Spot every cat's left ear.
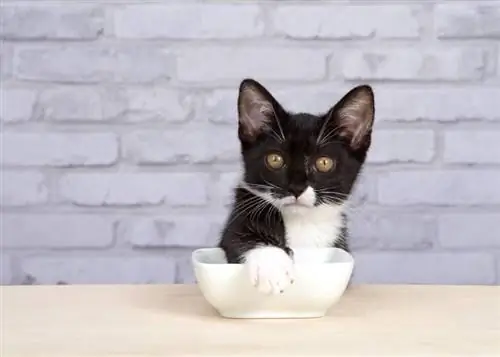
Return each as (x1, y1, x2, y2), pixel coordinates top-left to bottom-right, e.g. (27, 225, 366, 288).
(329, 85, 375, 150)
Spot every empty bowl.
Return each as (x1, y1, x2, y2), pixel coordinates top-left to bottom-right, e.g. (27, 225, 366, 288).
(191, 247, 354, 319)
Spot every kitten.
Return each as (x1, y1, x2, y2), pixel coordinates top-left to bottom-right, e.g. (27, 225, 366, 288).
(218, 78, 375, 295)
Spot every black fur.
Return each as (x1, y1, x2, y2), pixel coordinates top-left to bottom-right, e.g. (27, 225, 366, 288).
(218, 79, 375, 263)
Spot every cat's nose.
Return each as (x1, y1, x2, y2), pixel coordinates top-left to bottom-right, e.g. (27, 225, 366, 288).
(288, 184, 306, 198)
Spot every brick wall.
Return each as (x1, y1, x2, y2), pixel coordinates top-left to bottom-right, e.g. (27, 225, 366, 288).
(1, 0, 499, 286)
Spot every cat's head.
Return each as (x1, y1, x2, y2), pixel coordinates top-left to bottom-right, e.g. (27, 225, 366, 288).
(236, 78, 374, 212)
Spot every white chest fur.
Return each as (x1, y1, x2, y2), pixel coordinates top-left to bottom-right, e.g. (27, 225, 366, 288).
(280, 204, 344, 248)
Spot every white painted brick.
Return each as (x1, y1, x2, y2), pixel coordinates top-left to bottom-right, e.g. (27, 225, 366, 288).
(342, 48, 486, 81)
(1, 214, 114, 248)
(123, 88, 192, 123)
(378, 170, 500, 205)
(39, 87, 125, 121)
(368, 130, 435, 163)
(350, 212, 435, 250)
(58, 173, 209, 207)
(435, 3, 500, 39)
(1, 5, 104, 40)
(177, 48, 326, 83)
(1, 172, 48, 206)
(176, 255, 196, 284)
(117, 216, 221, 248)
(21, 256, 176, 284)
(1, 254, 13, 284)
(114, 4, 264, 39)
(202, 90, 237, 124)
(375, 87, 500, 122)
(0, 88, 38, 123)
(1, 133, 118, 167)
(273, 5, 421, 39)
(438, 214, 500, 249)
(443, 131, 500, 164)
(0, 43, 13, 79)
(38, 86, 191, 122)
(352, 252, 496, 285)
(123, 128, 240, 165)
(15, 45, 174, 83)
(349, 170, 377, 207)
(213, 172, 240, 207)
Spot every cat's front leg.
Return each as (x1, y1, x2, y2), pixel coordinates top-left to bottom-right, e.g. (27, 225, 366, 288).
(243, 245, 294, 295)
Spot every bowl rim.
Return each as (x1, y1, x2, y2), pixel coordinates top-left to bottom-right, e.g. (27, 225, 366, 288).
(192, 247, 354, 266)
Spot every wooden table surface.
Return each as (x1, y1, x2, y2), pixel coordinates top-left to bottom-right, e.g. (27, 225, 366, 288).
(2, 284, 499, 356)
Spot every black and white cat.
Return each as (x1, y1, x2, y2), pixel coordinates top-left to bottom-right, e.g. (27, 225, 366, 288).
(218, 79, 375, 295)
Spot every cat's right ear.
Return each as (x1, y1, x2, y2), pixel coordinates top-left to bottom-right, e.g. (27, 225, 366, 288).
(237, 79, 277, 143)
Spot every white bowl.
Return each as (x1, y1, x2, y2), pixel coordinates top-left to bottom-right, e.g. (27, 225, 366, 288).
(191, 247, 354, 319)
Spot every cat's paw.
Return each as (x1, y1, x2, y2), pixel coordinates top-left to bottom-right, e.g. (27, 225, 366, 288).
(244, 246, 294, 295)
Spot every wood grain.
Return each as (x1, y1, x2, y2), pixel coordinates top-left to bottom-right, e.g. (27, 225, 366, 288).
(2, 284, 499, 356)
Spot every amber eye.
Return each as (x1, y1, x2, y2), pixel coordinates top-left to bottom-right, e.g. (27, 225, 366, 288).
(265, 153, 284, 170)
(315, 156, 335, 172)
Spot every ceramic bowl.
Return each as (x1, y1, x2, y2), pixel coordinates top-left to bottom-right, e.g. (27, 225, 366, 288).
(191, 247, 354, 319)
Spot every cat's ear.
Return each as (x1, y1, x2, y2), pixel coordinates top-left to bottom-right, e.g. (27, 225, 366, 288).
(329, 85, 375, 150)
(237, 78, 279, 142)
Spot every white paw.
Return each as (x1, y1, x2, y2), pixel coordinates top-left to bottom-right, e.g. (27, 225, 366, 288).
(243, 246, 294, 295)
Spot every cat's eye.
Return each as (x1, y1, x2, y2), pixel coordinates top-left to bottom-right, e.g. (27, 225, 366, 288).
(265, 153, 284, 170)
(315, 156, 335, 172)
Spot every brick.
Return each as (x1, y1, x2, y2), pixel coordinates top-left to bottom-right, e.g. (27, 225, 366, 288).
(1, 254, 13, 285)
(123, 88, 192, 123)
(114, 4, 264, 39)
(378, 170, 500, 206)
(273, 5, 421, 39)
(213, 172, 240, 207)
(341, 48, 486, 81)
(348, 169, 377, 207)
(0, 88, 38, 123)
(375, 87, 500, 122)
(435, 3, 500, 39)
(352, 252, 496, 285)
(38, 87, 190, 122)
(21, 256, 176, 284)
(438, 214, 500, 249)
(176, 254, 197, 284)
(443, 131, 500, 164)
(1, 5, 104, 40)
(1, 215, 114, 249)
(1, 172, 48, 206)
(0, 43, 13, 79)
(1, 133, 118, 167)
(349, 212, 435, 250)
(59, 173, 209, 207)
(123, 128, 239, 165)
(177, 48, 326, 83)
(39, 87, 125, 122)
(15, 45, 174, 83)
(367, 130, 435, 163)
(202, 90, 238, 124)
(117, 216, 221, 248)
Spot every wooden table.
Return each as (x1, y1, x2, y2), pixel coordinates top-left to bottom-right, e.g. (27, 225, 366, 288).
(2, 284, 499, 356)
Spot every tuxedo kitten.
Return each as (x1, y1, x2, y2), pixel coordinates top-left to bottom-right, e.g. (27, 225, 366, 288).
(218, 78, 375, 295)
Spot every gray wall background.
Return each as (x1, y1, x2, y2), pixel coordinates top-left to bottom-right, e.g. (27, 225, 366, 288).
(1, 0, 499, 286)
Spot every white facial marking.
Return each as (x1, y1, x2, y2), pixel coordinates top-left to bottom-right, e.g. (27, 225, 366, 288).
(297, 186, 316, 207)
(240, 181, 345, 248)
(243, 246, 294, 295)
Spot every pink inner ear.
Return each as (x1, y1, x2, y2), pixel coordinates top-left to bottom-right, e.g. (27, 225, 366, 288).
(336, 95, 374, 149)
(239, 87, 275, 138)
